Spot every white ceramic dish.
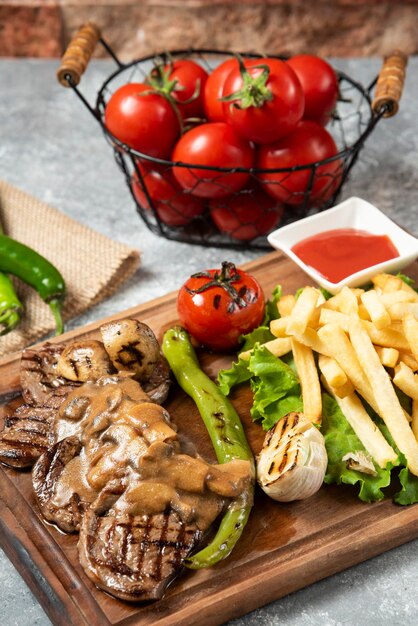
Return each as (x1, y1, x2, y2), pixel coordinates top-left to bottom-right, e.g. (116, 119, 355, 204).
(267, 196, 418, 294)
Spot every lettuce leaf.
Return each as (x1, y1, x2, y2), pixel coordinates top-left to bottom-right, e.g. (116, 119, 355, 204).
(218, 345, 301, 429)
(394, 468, 418, 505)
(263, 284, 282, 324)
(218, 357, 252, 396)
(321, 394, 394, 502)
(249, 347, 301, 427)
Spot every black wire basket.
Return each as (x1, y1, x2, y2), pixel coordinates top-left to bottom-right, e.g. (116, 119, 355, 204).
(58, 24, 407, 250)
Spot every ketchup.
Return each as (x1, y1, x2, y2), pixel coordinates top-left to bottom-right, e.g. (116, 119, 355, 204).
(291, 228, 399, 283)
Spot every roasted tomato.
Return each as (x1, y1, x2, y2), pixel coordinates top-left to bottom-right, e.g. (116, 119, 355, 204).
(104, 83, 180, 158)
(149, 59, 209, 120)
(209, 186, 284, 241)
(204, 57, 240, 122)
(221, 58, 304, 144)
(172, 122, 254, 199)
(132, 163, 205, 227)
(257, 120, 343, 207)
(177, 261, 265, 351)
(287, 54, 339, 126)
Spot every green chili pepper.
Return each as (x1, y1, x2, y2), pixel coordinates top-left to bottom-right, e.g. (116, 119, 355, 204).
(0, 235, 66, 335)
(0, 272, 23, 335)
(162, 325, 255, 569)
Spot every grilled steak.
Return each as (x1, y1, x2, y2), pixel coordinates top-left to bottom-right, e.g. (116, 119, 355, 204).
(0, 343, 80, 469)
(32, 436, 93, 533)
(20, 343, 80, 406)
(0, 402, 55, 468)
(79, 502, 202, 602)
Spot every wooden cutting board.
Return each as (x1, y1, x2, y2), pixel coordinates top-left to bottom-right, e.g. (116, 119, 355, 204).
(1, 250, 418, 626)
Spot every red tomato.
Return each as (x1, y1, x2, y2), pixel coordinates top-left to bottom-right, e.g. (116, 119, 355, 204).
(287, 54, 339, 126)
(222, 58, 304, 144)
(132, 163, 205, 227)
(172, 122, 254, 199)
(209, 187, 284, 241)
(104, 83, 180, 158)
(257, 120, 343, 207)
(177, 261, 265, 351)
(153, 60, 209, 120)
(204, 57, 240, 122)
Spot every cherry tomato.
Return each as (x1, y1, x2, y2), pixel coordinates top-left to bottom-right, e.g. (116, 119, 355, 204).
(287, 54, 339, 126)
(257, 120, 343, 207)
(172, 122, 254, 199)
(151, 60, 209, 120)
(222, 58, 304, 144)
(209, 186, 284, 241)
(177, 261, 265, 351)
(104, 83, 180, 158)
(204, 57, 240, 122)
(132, 163, 205, 227)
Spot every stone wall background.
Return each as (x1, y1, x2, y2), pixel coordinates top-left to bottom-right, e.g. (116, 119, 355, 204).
(1, 0, 418, 59)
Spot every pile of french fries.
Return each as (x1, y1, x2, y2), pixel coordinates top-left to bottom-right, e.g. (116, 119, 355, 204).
(241, 273, 418, 476)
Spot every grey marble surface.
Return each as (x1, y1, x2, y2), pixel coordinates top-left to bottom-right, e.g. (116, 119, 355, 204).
(0, 57, 418, 626)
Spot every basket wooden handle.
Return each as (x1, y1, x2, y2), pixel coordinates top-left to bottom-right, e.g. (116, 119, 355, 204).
(372, 50, 407, 117)
(57, 22, 101, 87)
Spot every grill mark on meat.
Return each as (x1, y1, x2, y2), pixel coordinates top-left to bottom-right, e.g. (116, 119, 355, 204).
(0, 344, 80, 469)
(79, 508, 202, 602)
(155, 512, 169, 582)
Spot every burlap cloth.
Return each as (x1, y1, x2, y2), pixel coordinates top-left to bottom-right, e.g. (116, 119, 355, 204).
(0, 179, 141, 356)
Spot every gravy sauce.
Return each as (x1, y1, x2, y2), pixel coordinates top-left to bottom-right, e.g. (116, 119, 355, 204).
(50, 375, 252, 531)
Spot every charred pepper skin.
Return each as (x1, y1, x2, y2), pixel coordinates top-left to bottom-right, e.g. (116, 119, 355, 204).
(162, 325, 255, 569)
(0, 235, 66, 335)
(0, 272, 23, 335)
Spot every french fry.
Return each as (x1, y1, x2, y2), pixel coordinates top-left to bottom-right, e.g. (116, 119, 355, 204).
(317, 323, 380, 414)
(291, 327, 330, 356)
(402, 313, 418, 362)
(291, 337, 322, 424)
(357, 303, 371, 320)
(278, 294, 296, 317)
(379, 291, 418, 306)
(319, 308, 349, 330)
(375, 346, 399, 369)
(372, 273, 418, 301)
(399, 351, 418, 372)
(362, 320, 410, 350)
(286, 287, 321, 336)
(327, 387, 397, 468)
(413, 399, 418, 442)
(360, 290, 391, 329)
(329, 378, 355, 398)
(318, 354, 348, 388)
(239, 337, 292, 361)
(323, 287, 364, 311)
(387, 302, 418, 321)
(348, 315, 418, 477)
(393, 362, 418, 400)
(270, 317, 289, 338)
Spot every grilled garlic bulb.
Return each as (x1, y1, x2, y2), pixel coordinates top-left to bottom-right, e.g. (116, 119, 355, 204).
(257, 412, 327, 502)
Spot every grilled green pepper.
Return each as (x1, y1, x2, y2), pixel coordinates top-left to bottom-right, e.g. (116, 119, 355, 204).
(0, 235, 66, 335)
(0, 272, 23, 335)
(162, 325, 255, 569)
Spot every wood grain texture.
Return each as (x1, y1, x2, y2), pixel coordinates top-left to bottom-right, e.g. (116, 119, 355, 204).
(1, 250, 418, 626)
